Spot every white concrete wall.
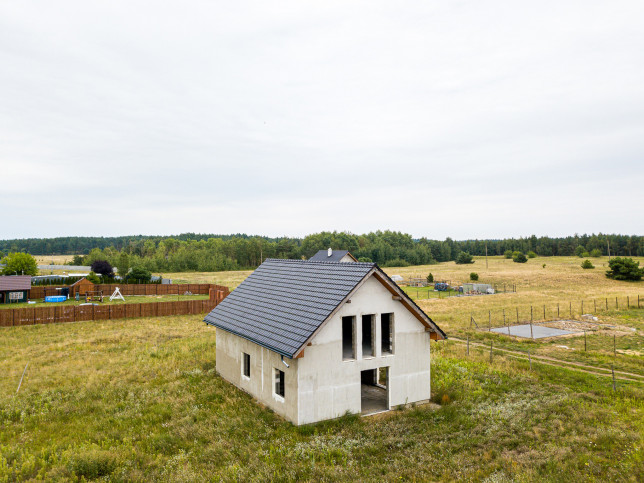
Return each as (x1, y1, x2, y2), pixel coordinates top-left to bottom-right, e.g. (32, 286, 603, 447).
(297, 275, 431, 425)
(215, 330, 299, 423)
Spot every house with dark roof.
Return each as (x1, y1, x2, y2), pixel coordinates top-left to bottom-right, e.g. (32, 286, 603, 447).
(0, 275, 31, 304)
(308, 248, 358, 263)
(204, 258, 446, 425)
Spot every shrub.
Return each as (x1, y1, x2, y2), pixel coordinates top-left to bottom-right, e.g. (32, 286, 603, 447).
(512, 252, 528, 263)
(455, 252, 474, 264)
(426, 273, 434, 283)
(382, 258, 410, 267)
(582, 251, 590, 258)
(91, 260, 114, 279)
(542, 263, 546, 268)
(605, 257, 643, 281)
(581, 259, 594, 269)
(127, 266, 152, 283)
(527, 251, 537, 258)
(590, 249, 602, 258)
(574, 245, 586, 257)
(357, 257, 372, 263)
(503, 250, 513, 259)
(87, 271, 101, 284)
(469, 272, 479, 281)
(0, 252, 38, 276)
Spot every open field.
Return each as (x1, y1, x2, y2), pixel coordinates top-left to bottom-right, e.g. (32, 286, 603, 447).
(1, 315, 643, 481)
(33, 255, 76, 265)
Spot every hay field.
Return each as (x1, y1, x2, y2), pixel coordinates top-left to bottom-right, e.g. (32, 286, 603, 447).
(34, 255, 76, 265)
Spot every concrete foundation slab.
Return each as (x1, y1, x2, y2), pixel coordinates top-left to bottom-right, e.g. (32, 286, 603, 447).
(491, 324, 579, 339)
(361, 384, 388, 415)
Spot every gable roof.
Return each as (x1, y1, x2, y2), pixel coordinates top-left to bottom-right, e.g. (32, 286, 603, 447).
(0, 275, 32, 291)
(204, 259, 445, 359)
(309, 249, 358, 262)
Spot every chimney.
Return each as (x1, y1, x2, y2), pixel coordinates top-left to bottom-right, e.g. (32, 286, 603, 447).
(328, 248, 332, 257)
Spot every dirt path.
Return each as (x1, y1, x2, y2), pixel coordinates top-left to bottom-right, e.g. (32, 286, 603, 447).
(449, 337, 644, 383)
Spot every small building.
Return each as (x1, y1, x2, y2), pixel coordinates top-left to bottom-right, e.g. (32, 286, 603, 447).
(70, 277, 94, 297)
(204, 259, 446, 425)
(309, 248, 358, 263)
(390, 275, 404, 283)
(0, 275, 31, 304)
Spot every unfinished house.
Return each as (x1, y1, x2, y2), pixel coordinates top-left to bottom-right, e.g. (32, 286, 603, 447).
(204, 259, 446, 425)
(308, 248, 358, 263)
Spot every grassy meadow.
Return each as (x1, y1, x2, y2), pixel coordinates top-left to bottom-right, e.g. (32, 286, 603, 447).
(0, 255, 642, 480)
(1, 315, 643, 481)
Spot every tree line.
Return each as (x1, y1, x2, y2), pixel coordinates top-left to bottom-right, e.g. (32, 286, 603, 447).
(0, 232, 641, 273)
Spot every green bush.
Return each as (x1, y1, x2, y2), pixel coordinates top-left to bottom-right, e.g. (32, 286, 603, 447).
(469, 272, 479, 281)
(0, 252, 38, 276)
(590, 249, 602, 258)
(127, 266, 152, 283)
(357, 257, 372, 263)
(426, 273, 434, 283)
(605, 257, 643, 281)
(455, 252, 474, 264)
(86, 271, 101, 284)
(574, 245, 586, 257)
(527, 251, 537, 258)
(581, 259, 594, 269)
(503, 250, 513, 259)
(512, 252, 528, 263)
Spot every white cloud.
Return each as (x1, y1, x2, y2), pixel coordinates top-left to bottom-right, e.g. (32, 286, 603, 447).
(0, 1, 642, 240)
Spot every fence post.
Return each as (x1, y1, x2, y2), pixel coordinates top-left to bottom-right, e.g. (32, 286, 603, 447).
(616, 297, 618, 309)
(543, 305, 546, 321)
(530, 319, 534, 339)
(627, 296, 629, 308)
(557, 303, 560, 318)
(606, 298, 608, 310)
(581, 300, 584, 314)
(516, 307, 519, 324)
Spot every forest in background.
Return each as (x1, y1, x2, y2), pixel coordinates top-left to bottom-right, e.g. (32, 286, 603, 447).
(0, 232, 642, 273)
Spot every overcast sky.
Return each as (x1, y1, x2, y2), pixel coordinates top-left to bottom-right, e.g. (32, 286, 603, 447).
(1, 1, 642, 241)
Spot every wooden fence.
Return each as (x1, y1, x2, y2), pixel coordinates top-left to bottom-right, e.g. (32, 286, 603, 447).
(28, 283, 223, 299)
(1, 285, 229, 328)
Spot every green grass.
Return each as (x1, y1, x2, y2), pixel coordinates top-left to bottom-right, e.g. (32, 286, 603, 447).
(0, 293, 208, 310)
(1, 315, 643, 481)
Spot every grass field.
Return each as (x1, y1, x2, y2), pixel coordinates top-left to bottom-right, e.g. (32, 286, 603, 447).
(1, 315, 643, 481)
(1, 256, 642, 480)
(0, 293, 209, 310)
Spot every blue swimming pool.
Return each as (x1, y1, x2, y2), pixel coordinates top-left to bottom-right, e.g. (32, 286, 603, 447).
(45, 296, 67, 303)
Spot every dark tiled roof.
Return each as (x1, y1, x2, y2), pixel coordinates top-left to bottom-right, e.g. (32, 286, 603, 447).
(309, 250, 355, 262)
(204, 259, 375, 358)
(0, 275, 32, 291)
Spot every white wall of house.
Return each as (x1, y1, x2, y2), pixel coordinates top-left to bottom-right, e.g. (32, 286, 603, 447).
(296, 274, 431, 425)
(215, 330, 300, 423)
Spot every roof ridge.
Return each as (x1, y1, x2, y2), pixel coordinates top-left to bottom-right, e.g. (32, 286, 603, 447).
(264, 258, 374, 267)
